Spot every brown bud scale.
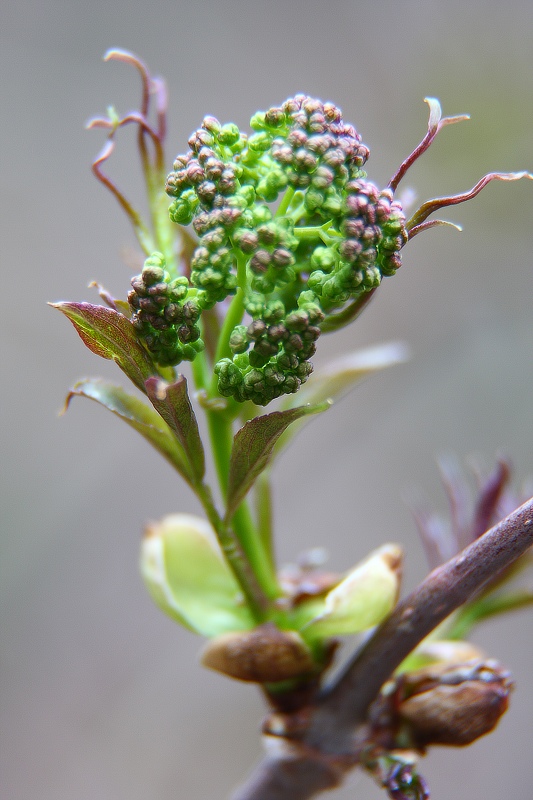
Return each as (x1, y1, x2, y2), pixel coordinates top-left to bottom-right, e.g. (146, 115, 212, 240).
(201, 623, 314, 683)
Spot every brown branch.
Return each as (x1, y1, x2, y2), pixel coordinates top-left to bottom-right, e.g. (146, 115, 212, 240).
(231, 754, 344, 800)
(231, 495, 533, 800)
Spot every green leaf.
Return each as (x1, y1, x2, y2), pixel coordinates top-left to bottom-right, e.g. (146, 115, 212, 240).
(299, 544, 402, 640)
(226, 402, 330, 520)
(64, 379, 195, 486)
(146, 376, 205, 483)
(281, 342, 410, 409)
(52, 302, 156, 392)
(140, 514, 255, 637)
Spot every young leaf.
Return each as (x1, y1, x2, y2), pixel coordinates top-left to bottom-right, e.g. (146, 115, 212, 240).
(146, 376, 205, 483)
(52, 302, 156, 392)
(64, 379, 195, 486)
(299, 544, 403, 640)
(226, 402, 330, 520)
(140, 514, 255, 637)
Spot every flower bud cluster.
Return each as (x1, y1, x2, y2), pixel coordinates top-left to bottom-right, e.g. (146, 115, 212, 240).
(166, 117, 251, 308)
(128, 253, 204, 366)
(308, 182, 407, 308)
(155, 96, 408, 398)
(250, 94, 369, 202)
(215, 297, 324, 405)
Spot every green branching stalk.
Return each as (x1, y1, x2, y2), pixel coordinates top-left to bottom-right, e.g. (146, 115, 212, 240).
(319, 288, 377, 333)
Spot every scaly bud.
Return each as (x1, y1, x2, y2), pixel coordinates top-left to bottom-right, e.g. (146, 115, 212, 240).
(201, 623, 314, 683)
(397, 660, 513, 747)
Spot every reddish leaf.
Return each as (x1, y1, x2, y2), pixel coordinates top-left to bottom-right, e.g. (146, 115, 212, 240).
(146, 376, 205, 483)
(226, 403, 329, 520)
(64, 379, 195, 486)
(52, 302, 156, 392)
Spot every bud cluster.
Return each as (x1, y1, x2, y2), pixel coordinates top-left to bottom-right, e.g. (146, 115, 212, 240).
(129, 96, 409, 399)
(128, 252, 204, 366)
(215, 297, 323, 405)
(308, 182, 407, 308)
(166, 117, 251, 308)
(250, 94, 369, 200)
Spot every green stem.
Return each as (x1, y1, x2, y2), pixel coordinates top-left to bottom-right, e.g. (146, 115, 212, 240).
(209, 250, 248, 397)
(196, 482, 268, 621)
(193, 249, 282, 608)
(213, 286, 244, 366)
(191, 340, 211, 394)
(275, 186, 296, 218)
(232, 502, 281, 602)
(320, 288, 377, 333)
(191, 323, 278, 613)
(292, 220, 337, 244)
(255, 469, 275, 576)
(206, 408, 234, 498)
(205, 406, 281, 602)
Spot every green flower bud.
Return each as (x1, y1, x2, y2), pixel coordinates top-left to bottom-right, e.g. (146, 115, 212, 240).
(218, 122, 241, 147)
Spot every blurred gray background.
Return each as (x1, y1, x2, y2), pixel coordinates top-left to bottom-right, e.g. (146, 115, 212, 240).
(1, 1, 532, 798)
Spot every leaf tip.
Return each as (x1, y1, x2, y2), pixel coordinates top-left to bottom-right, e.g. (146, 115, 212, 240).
(59, 392, 73, 417)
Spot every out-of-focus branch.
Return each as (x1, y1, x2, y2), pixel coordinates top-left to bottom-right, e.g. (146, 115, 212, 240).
(232, 496, 533, 800)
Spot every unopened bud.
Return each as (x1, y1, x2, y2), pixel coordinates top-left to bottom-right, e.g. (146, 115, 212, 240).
(398, 660, 513, 747)
(201, 623, 314, 683)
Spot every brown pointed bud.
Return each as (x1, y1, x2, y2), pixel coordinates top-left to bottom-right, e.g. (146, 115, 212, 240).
(398, 660, 513, 747)
(201, 623, 315, 683)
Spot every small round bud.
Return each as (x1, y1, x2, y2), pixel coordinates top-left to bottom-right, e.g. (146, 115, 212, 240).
(229, 325, 249, 354)
(142, 265, 164, 286)
(202, 115, 222, 134)
(218, 122, 241, 146)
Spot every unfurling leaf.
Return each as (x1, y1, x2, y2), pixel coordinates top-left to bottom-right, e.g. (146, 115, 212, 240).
(140, 514, 255, 637)
(52, 302, 156, 392)
(299, 544, 403, 639)
(146, 376, 205, 483)
(226, 402, 330, 520)
(63, 379, 195, 485)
